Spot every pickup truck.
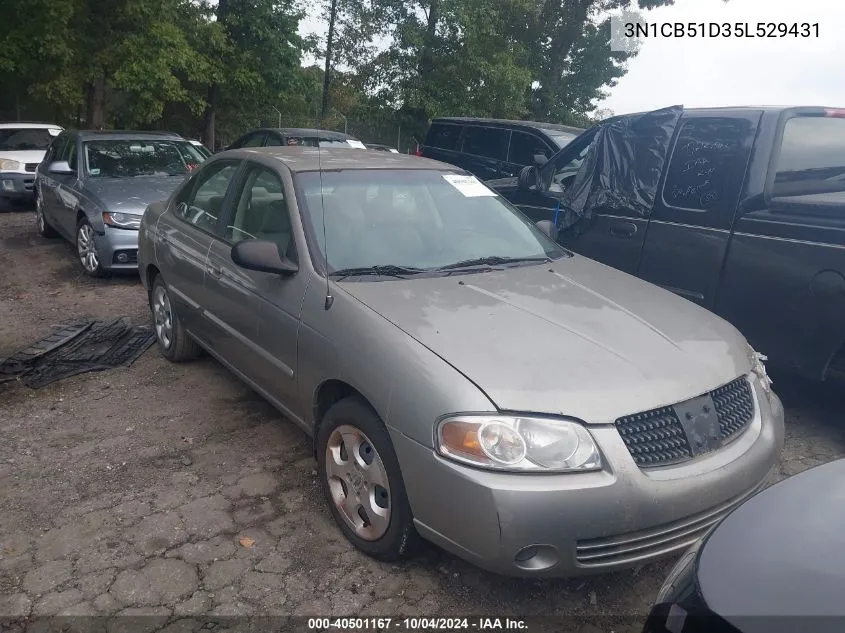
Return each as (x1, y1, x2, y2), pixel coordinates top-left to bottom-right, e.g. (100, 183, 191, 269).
(492, 106, 845, 381)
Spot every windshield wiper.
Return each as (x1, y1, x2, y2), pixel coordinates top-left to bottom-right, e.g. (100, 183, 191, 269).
(437, 256, 550, 271)
(330, 265, 428, 280)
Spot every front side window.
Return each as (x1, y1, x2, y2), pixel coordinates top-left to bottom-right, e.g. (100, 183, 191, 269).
(0, 128, 58, 151)
(226, 165, 295, 259)
(774, 115, 845, 197)
(547, 141, 592, 193)
(174, 161, 240, 232)
(461, 126, 508, 160)
(83, 139, 204, 178)
(296, 169, 564, 275)
(508, 131, 552, 166)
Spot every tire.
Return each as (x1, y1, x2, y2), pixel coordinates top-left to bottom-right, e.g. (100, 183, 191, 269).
(35, 195, 58, 238)
(317, 396, 420, 561)
(76, 218, 107, 277)
(150, 275, 201, 362)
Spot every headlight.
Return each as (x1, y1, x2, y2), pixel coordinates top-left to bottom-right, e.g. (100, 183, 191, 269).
(0, 159, 23, 171)
(436, 415, 601, 472)
(103, 211, 141, 230)
(746, 344, 772, 393)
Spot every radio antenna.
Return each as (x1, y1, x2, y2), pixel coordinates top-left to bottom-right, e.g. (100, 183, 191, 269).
(318, 134, 333, 310)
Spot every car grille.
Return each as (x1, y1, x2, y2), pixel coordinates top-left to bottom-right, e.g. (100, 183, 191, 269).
(575, 476, 769, 569)
(616, 376, 754, 468)
(25, 163, 39, 172)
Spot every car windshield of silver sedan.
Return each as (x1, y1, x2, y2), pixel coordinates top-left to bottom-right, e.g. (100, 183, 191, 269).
(83, 140, 205, 178)
(297, 169, 566, 279)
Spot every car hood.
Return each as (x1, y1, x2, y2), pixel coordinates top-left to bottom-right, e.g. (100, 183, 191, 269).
(340, 256, 751, 423)
(0, 150, 46, 164)
(85, 175, 185, 214)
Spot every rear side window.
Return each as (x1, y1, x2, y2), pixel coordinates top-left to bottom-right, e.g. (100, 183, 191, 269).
(462, 126, 508, 160)
(508, 131, 552, 165)
(662, 118, 753, 211)
(426, 124, 462, 150)
(773, 116, 845, 197)
(240, 133, 266, 148)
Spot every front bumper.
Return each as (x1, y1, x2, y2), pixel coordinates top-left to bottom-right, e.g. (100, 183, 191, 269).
(0, 172, 36, 200)
(93, 225, 140, 271)
(392, 376, 784, 577)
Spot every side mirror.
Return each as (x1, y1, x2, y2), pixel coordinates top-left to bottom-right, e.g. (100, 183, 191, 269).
(49, 161, 73, 174)
(518, 165, 538, 191)
(535, 220, 559, 242)
(533, 154, 548, 167)
(231, 239, 298, 275)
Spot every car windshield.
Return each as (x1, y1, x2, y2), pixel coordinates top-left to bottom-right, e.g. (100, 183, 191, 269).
(550, 133, 577, 148)
(284, 136, 360, 148)
(0, 128, 58, 151)
(296, 169, 565, 276)
(83, 139, 204, 177)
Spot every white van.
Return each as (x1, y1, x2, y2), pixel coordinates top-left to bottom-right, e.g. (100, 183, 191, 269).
(0, 122, 63, 205)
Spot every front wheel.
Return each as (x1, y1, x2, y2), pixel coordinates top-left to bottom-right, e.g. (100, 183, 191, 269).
(36, 195, 58, 238)
(76, 219, 106, 277)
(316, 396, 420, 561)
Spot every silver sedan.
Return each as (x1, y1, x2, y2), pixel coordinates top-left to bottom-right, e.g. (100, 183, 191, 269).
(138, 147, 784, 577)
(34, 131, 207, 276)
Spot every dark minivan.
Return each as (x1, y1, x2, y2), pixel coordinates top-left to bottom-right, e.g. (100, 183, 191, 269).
(494, 106, 845, 381)
(227, 128, 365, 150)
(421, 117, 583, 181)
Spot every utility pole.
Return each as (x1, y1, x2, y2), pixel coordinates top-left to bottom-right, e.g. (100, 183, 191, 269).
(321, 0, 339, 124)
(271, 106, 281, 128)
(338, 112, 347, 134)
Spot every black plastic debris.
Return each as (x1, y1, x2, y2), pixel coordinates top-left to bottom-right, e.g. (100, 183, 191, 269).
(557, 104, 684, 231)
(0, 318, 155, 388)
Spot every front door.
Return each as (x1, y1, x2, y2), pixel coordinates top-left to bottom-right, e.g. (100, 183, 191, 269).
(459, 126, 509, 181)
(637, 111, 760, 308)
(205, 161, 307, 414)
(52, 138, 83, 238)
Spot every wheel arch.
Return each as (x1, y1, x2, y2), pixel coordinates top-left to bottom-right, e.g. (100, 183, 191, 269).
(312, 379, 371, 454)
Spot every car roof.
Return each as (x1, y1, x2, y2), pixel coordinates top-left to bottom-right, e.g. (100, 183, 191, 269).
(72, 130, 185, 141)
(432, 117, 585, 136)
(244, 128, 358, 140)
(0, 122, 63, 130)
(220, 146, 457, 173)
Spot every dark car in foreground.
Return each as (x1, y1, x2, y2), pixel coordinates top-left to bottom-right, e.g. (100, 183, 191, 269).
(227, 127, 365, 150)
(34, 130, 208, 276)
(421, 117, 584, 180)
(493, 105, 845, 382)
(644, 459, 845, 633)
(138, 146, 782, 577)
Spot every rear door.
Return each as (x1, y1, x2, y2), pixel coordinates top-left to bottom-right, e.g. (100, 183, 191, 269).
(501, 130, 555, 178)
(38, 133, 69, 226)
(205, 161, 307, 413)
(156, 159, 242, 340)
(637, 111, 761, 308)
(717, 109, 845, 378)
(459, 125, 510, 181)
(421, 122, 464, 168)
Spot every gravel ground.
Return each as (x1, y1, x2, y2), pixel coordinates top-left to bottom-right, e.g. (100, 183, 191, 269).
(1, 206, 844, 632)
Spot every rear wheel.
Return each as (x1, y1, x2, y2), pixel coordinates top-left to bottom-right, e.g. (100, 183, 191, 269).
(76, 219, 106, 277)
(317, 396, 420, 561)
(150, 275, 201, 362)
(35, 195, 58, 238)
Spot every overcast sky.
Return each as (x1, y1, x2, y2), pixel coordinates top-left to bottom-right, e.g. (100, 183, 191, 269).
(298, 0, 845, 116)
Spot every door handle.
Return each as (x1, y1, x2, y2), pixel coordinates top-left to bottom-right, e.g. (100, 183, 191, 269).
(609, 221, 637, 238)
(207, 265, 223, 278)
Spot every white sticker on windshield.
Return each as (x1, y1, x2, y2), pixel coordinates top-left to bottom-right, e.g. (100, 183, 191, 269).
(442, 174, 497, 197)
(346, 140, 367, 149)
(48, 128, 61, 136)
(89, 168, 100, 176)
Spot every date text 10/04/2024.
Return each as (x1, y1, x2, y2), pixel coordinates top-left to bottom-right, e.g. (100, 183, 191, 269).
(623, 22, 820, 38)
(307, 618, 528, 631)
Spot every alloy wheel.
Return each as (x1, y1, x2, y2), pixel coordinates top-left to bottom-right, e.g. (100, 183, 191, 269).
(325, 424, 392, 541)
(152, 285, 173, 349)
(76, 223, 99, 273)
